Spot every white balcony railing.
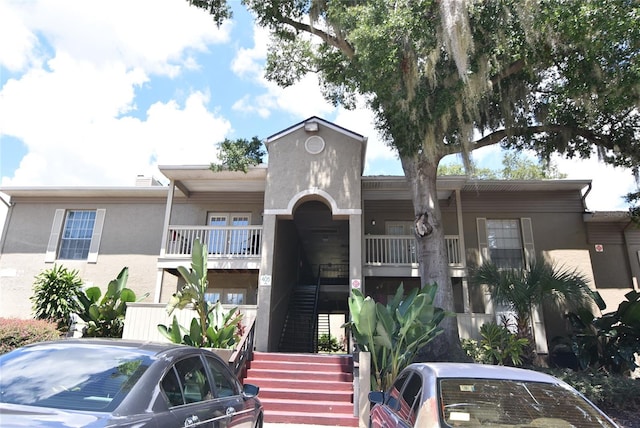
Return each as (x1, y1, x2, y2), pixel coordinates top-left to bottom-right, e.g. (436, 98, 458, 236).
(165, 225, 262, 257)
(365, 235, 462, 266)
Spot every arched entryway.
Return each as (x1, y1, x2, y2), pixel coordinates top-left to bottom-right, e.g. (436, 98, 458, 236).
(274, 200, 350, 353)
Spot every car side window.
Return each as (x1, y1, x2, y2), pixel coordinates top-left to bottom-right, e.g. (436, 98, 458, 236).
(402, 373, 423, 426)
(386, 371, 409, 408)
(161, 357, 212, 407)
(161, 367, 184, 407)
(205, 356, 240, 398)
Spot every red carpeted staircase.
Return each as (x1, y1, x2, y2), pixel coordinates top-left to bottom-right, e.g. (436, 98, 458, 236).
(244, 352, 360, 427)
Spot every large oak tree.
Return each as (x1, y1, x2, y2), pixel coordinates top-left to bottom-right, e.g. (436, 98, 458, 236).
(190, 0, 640, 360)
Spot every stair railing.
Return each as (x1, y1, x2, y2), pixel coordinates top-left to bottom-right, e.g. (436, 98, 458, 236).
(229, 317, 256, 378)
(312, 267, 322, 352)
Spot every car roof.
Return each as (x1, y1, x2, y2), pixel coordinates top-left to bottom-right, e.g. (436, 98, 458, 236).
(19, 338, 201, 357)
(406, 363, 562, 384)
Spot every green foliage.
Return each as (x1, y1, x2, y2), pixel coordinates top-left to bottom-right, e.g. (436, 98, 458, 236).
(538, 368, 640, 417)
(0, 318, 61, 354)
(158, 302, 243, 349)
(474, 260, 596, 350)
(343, 283, 450, 391)
(478, 322, 529, 366)
(318, 334, 344, 353)
(210, 137, 265, 173)
(567, 290, 640, 374)
(157, 238, 243, 348)
(438, 150, 566, 180)
(31, 264, 83, 331)
(75, 267, 148, 337)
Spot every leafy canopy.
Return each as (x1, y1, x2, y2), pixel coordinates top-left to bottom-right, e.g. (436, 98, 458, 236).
(210, 137, 265, 173)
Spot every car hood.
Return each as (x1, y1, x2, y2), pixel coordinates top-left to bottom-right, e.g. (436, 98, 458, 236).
(0, 403, 110, 427)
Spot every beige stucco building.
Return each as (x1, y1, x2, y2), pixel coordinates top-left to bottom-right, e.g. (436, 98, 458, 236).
(0, 117, 637, 355)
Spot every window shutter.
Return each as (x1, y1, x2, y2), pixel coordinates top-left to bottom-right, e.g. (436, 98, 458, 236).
(520, 217, 535, 268)
(476, 218, 489, 264)
(45, 209, 65, 262)
(87, 209, 106, 263)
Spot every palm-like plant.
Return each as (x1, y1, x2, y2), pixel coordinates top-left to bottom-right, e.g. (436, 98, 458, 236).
(474, 260, 598, 348)
(31, 264, 83, 331)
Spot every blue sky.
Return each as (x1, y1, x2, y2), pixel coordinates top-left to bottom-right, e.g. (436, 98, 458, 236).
(0, 0, 635, 211)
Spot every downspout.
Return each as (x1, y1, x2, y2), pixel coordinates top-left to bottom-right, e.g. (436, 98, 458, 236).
(581, 182, 593, 211)
(154, 181, 176, 303)
(0, 193, 14, 253)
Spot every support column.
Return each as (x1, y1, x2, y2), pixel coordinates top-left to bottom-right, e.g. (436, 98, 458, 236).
(256, 213, 276, 351)
(349, 213, 363, 294)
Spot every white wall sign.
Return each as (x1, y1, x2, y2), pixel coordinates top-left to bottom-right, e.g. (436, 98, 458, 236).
(259, 275, 272, 286)
(351, 279, 361, 289)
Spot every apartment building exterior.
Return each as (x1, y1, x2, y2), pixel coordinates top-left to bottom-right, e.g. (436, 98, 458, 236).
(1, 117, 637, 355)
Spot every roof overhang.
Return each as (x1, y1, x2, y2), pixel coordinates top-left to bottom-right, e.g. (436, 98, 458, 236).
(158, 165, 267, 195)
(0, 186, 168, 199)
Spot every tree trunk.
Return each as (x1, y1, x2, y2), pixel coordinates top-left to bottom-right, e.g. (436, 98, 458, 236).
(401, 154, 468, 362)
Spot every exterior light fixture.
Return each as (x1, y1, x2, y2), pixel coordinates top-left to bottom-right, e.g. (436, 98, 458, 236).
(304, 121, 319, 132)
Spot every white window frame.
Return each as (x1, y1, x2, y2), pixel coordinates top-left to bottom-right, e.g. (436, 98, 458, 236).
(207, 212, 251, 254)
(206, 288, 246, 305)
(477, 217, 535, 270)
(46, 209, 105, 263)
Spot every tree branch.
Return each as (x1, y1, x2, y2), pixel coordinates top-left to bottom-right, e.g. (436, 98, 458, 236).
(491, 59, 526, 84)
(279, 16, 355, 59)
(471, 124, 612, 151)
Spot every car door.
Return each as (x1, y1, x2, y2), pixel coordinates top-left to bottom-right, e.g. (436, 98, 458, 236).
(204, 356, 257, 428)
(370, 369, 423, 428)
(370, 371, 413, 428)
(159, 356, 227, 427)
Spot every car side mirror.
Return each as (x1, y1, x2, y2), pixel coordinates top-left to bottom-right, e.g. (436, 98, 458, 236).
(243, 383, 259, 397)
(368, 391, 384, 404)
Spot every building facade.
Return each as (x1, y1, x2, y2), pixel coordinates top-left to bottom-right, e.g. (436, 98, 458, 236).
(1, 117, 637, 354)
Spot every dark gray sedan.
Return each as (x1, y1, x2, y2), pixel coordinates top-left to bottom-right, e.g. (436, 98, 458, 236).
(0, 338, 263, 427)
(369, 363, 618, 427)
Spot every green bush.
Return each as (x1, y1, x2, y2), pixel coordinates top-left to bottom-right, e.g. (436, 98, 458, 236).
(318, 334, 344, 353)
(0, 318, 61, 354)
(462, 323, 529, 366)
(537, 368, 640, 414)
(75, 267, 147, 337)
(31, 264, 83, 331)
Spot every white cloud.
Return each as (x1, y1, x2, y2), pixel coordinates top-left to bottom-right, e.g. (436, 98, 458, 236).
(0, 0, 233, 187)
(230, 23, 334, 120)
(554, 154, 635, 211)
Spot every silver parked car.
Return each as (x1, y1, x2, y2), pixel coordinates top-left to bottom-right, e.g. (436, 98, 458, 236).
(369, 363, 618, 427)
(0, 338, 263, 428)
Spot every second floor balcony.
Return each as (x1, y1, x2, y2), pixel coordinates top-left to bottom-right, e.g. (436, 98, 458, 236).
(162, 226, 462, 269)
(364, 235, 463, 267)
(164, 225, 263, 258)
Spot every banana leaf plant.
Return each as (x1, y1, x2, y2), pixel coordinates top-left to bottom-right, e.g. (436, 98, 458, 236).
(344, 283, 451, 391)
(75, 267, 148, 337)
(158, 238, 243, 348)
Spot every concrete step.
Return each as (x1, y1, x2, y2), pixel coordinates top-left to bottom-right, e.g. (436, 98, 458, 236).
(246, 352, 358, 427)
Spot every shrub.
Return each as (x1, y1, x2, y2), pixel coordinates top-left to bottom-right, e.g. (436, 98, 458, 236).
(158, 239, 243, 349)
(462, 322, 529, 366)
(538, 367, 640, 415)
(31, 264, 83, 331)
(344, 283, 449, 391)
(0, 318, 61, 354)
(75, 267, 148, 337)
(318, 334, 344, 353)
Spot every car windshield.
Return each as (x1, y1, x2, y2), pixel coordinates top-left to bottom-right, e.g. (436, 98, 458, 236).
(0, 343, 152, 412)
(439, 378, 616, 427)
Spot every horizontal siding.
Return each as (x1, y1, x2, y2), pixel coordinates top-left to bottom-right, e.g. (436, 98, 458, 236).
(586, 223, 626, 244)
(460, 190, 584, 213)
